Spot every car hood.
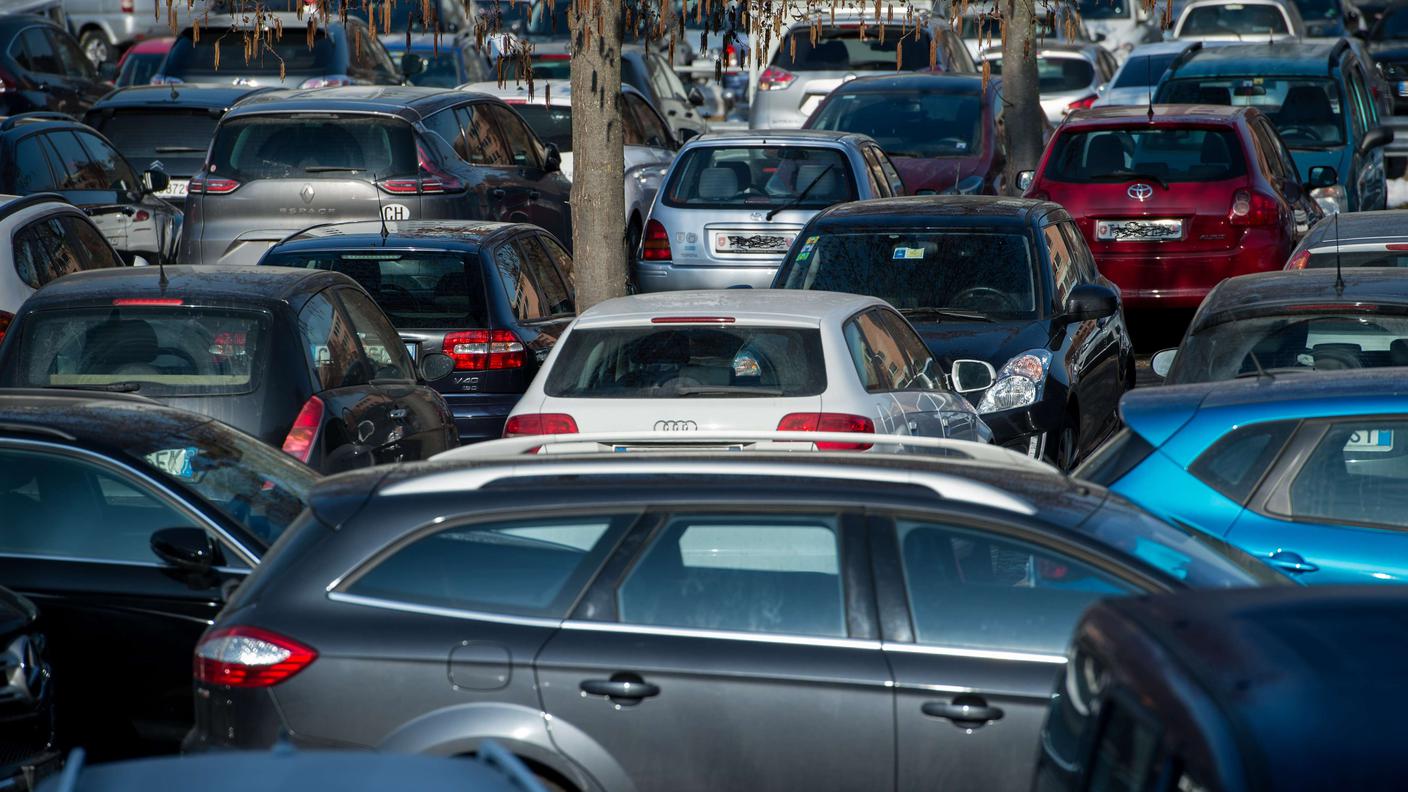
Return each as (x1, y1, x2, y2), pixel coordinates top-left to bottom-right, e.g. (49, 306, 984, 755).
(912, 318, 1050, 370)
(1286, 144, 1349, 183)
(891, 154, 990, 193)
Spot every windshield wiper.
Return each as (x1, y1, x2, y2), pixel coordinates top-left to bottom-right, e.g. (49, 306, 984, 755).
(44, 382, 142, 393)
(766, 163, 836, 221)
(303, 166, 363, 173)
(673, 385, 784, 397)
(1090, 171, 1168, 190)
(154, 146, 206, 153)
(899, 307, 995, 322)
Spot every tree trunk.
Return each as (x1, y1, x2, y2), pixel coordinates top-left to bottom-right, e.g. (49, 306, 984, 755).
(569, 0, 628, 309)
(999, 0, 1044, 195)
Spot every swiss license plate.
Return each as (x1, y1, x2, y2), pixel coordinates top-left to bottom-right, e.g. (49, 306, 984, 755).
(1095, 218, 1183, 241)
(1345, 429, 1394, 453)
(156, 179, 189, 200)
(713, 231, 795, 254)
(404, 342, 418, 361)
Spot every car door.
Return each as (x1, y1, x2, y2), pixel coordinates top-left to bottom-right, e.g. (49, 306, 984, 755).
(38, 129, 131, 254)
(534, 507, 894, 792)
(875, 511, 1141, 792)
(0, 439, 253, 754)
(483, 103, 572, 245)
(11, 26, 78, 113)
(296, 289, 389, 472)
(47, 26, 106, 110)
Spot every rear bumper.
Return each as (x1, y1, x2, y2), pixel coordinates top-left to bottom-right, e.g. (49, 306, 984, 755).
(633, 260, 780, 292)
(440, 392, 521, 444)
(1095, 236, 1288, 309)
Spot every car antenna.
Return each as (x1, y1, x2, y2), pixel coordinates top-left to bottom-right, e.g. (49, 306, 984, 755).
(157, 254, 168, 290)
(1145, 52, 1154, 123)
(373, 168, 389, 245)
(1334, 209, 1345, 296)
(1250, 350, 1274, 381)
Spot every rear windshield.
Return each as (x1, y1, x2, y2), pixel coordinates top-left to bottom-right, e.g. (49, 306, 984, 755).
(208, 114, 418, 181)
(773, 27, 937, 72)
(1180, 3, 1288, 35)
(15, 307, 269, 396)
(1044, 127, 1246, 184)
(1305, 250, 1408, 268)
(985, 56, 1095, 93)
(511, 103, 573, 150)
(1111, 52, 1181, 89)
(529, 55, 572, 79)
(89, 109, 217, 177)
(780, 232, 1038, 318)
(1157, 78, 1346, 148)
(263, 251, 486, 329)
(164, 29, 337, 80)
(1168, 312, 1408, 383)
(545, 326, 827, 398)
(404, 50, 466, 88)
(808, 90, 982, 158)
(663, 146, 856, 210)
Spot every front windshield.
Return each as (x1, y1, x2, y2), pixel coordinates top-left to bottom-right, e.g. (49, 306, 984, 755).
(1158, 77, 1345, 148)
(1077, 0, 1134, 19)
(125, 420, 316, 548)
(1179, 3, 1289, 35)
(662, 146, 857, 209)
(1167, 312, 1408, 383)
(779, 231, 1039, 317)
(808, 90, 982, 158)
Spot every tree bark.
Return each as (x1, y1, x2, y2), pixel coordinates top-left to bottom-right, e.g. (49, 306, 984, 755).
(999, 0, 1044, 195)
(569, 0, 629, 309)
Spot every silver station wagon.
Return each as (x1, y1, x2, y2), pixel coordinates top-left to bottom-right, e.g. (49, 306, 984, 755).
(635, 130, 904, 292)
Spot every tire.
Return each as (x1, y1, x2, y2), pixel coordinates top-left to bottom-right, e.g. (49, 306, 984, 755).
(1051, 415, 1080, 473)
(624, 219, 642, 293)
(79, 29, 116, 66)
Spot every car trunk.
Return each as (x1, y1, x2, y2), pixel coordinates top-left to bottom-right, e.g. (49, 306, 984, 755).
(1068, 176, 1248, 257)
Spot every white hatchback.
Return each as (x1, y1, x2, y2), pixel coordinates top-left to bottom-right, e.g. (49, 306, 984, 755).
(504, 290, 995, 449)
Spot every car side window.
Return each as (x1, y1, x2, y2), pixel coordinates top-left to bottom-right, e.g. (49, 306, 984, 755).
(1042, 223, 1077, 305)
(874, 148, 906, 196)
(625, 92, 673, 148)
(335, 288, 416, 381)
(12, 216, 93, 288)
(298, 291, 366, 389)
(617, 513, 846, 638)
(874, 309, 941, 390)
(1189, 421, 1295, 505)
(455, 103, 512, 166)
(75, 131, 139, 193)
(493, 241, 548, 321)
(651, 52, 690, 103)
(60, 215, 124, 270)
(1285, 419, 1408, 529)
(423, 108, 473, 161)
(1250, 119, 1287, 183)
(621, 95, 647, 146)
(485, 104, 543, 169)
(515, 235, 574, 316)
(49, 29, 95, 80)
(1060, 221, 1098, 281)
(861, 147, 890, 198)
(538, 232, 575, 285)
(346, 515, 631, 618)
(1345, 69, 1370, 137)
(843, 316, 885, 391)
(16, 28, 62, 75)
(44, 132, 107, 191)
(895, 519, 1134, 655)
(845, 309, 910, 392)
(12, 135, 57, 193)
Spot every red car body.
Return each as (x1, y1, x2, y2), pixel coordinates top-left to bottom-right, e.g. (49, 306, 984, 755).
(1027, 105, 1318, 310)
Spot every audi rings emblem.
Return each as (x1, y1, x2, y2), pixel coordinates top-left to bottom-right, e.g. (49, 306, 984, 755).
(1127, 183, 1154, 202)
(654, 420, 698, 431)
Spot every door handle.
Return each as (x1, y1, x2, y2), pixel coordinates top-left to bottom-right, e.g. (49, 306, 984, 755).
(921, 695, 1004, 728)
(389, 407, 408, 422)
(580, 674, 660, 704)
(491, 188, 506, 199)
(1268, 549, 1319, 574)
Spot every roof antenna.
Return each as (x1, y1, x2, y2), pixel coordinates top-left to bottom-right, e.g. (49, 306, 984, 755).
(1334, 209, 1345, 296)
(157, 256, 168, 290)
(373, 168, 389, 245)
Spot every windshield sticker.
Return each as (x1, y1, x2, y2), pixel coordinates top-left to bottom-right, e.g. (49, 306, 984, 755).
(795, 235, 820, 261)
(146, 447, 197, 480)
(892, 246, 926, 260)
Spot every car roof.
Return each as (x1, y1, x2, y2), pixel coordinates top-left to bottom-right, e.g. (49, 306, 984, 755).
(979, 42, 1101, 58)
(458, 79, 644, 105)
(0, 391, 219, 450)
(225, 86, 478, 121)
(272, 220, 532, 254)
(1195, 268, 1408, 328)
(809, 195, 1060, 229)
(824, 72, 991, 93)
(573, 289, 888, 327)
(91, 84, 277, 110)
(1062, 103, 1251, 127)
(1303, 209, 1408, 247)
(688, 129, 869, 147)
(1171, 41, 1344, 77)
(20, 265, 348, 313)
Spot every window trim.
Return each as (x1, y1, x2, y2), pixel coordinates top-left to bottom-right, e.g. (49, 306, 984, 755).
(1256, 415, 1408, 531)
(1188, 419, 1297, 507)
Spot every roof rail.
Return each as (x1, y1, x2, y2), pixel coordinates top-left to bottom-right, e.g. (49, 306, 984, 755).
(0, 111, 75, 131)
(0, 387, 161, 405)
(1167, 41, 1204, 74)
(0, 192, 71, 223)
(0, 422, 77, 442)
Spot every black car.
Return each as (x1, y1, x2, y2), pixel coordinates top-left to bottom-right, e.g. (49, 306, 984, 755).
(0, 15, 110, 118)
(1034, 586, 1408, 792)
(773, 195, 1135, 469)
(1285, 207, 1408, 269)
(260, 220, 575, 443)
(0, 390, 318, 757)
(0, 266, 459, 472)
(187, 451, 1283, 791)
(0, 586, 59, 787)
(0, 114, 179, 265)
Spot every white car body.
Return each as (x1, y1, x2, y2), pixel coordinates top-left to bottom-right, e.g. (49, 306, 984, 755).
(0, 194, 125, 321)
(506, 289, 993, 449)
(1173, 0, 1306, 41)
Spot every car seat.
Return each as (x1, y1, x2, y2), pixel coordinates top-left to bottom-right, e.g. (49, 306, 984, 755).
(81, 319, 161, 377)
(696, 166, 740, 201)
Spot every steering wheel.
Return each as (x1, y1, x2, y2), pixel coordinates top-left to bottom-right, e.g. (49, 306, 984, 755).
(951, 286, 1016, 312)
(1277, 124, 1324, 143)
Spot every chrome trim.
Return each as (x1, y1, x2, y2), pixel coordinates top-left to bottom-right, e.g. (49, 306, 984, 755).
(560, 620, 883, 650)
(326, 591, 564, 629)
(0, 551, 248, 574)
(882, 642, 1068, 665)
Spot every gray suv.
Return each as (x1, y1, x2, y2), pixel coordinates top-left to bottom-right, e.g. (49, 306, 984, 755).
(177, 86, 573, 266)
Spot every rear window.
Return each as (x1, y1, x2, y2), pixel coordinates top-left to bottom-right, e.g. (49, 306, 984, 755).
(985, 56, 1095, 93)
(545, 326, 827, 398)
(1111, 52, 1180, 89)
(89, 109, 217, 177)
(208, 114, 418, 182)
(163, 29, 337, 80)
(663, 146, 856, 210)
(510, 103, 573, 151)
(15, 307, 269, 396)
(773, 26, 937, 72)
(1167, 312, 1408, 383)
(262, 251, 487, 329)
(1044, 126, 1246, 184)
(1305, 250, 1408, 268)
(808, 90, 982, 158)
(1157, 78, 1346, 148)
(1180, 3, 1289, 35)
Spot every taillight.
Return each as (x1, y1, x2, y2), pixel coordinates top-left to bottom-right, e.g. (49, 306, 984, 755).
(1065, 94, 1098, 113)
(194, 626, 316, 688)
(188, 172, 240, 194)
(210, 330, 247, 358)
(641, 219, 671, 261)
(442, 329, 525, 370)
(379, 145, 464, 195)
(503, 413, 578, 437)
(120, 0, 134, 11)
(1228, 189, 1279, 226)
(777, 412, 875, 451)
(0, 311, 12, 346)
(1286, 249, 1311, 270)
(757, 65, 796, 91)
(281, 396, 324, 463)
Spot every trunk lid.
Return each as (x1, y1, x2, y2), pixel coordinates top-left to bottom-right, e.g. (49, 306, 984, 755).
(1061, 176, 1248, 256)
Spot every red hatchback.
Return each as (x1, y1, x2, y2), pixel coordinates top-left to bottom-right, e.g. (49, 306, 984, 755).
(1024, 105, 1326, 311)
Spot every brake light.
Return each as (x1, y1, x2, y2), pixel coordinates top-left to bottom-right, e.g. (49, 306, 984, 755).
(641, 218, 671, 261)
(121, 0, 134, 12)
(1286, 249, 1311, 270)
(1228, 189, 1279, 226)
(651, 316, 735, 324)
(0, 311, 12, 346)
(1386, 243, 1408, 251)
(194, 626, 316, 688)
(504, 413, 579, 437)
(777, 412, 875, 451)
(442, 329, 525, 370)
(379, 146, 464, 194)
(1065, 94, 1098, 112)
(188, 172, 240, 194)
(757, 65, 796, 91)
(133, 209, 150, 222)
(113, 298, 183, 306)
(281, 396, 324, 463)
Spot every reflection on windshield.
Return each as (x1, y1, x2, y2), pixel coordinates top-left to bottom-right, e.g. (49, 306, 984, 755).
(662, 146, 856, 209)
(1159, 78, 1345, 148)
(1168, 314, 1408, 383)
(809, 91, 982, 158)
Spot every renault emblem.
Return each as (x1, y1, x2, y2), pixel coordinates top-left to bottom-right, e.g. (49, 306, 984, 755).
(300, 184, 316, 204)
(1127, 183, 1154, 202)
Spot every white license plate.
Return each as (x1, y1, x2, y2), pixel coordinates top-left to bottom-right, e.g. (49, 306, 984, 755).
(1345, 429, 1394, 453)
(713, 231, 795, 254)
(156, 179, 189, 200)
(1095, 218, 1183, 241)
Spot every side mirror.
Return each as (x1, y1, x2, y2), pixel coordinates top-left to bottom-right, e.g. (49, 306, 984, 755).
(1063, 283, 1119, 323)
(687, 85, 706, 107)
(419, 351, 455, 381)
(543, 142, 562, 173)
(1361, 126, 1394, 155)
(950, 359, 997, 394)
(401, 52, 427, 78)
(151, 527, 221, 572)
(144, 168, 171, 194)
(1093, 31, 1107, 42)
(1307, 165, 1339, 188)
(1017, 170, 1036, 193)
(1151, 348, 1177, 379)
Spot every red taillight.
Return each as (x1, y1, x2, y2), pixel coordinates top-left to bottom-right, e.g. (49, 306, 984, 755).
(641, 218, 671, 261)
(758, 65, 796, 91)
(281, 396, 324, 463)
(210, 331, 246, 358)
(188, 172, 240, 194)
(1065, 94, 1098, 112)
(1228, 189, 1279, 226)
(1386, 243, 1408, 251)
(380, 146, 465, 195)
(113, 298, 183, 306)
(442, 329, 525, 370)
(0, 311, 12, 346)
(120, 0, 134, 11)
(503, 413, 578, 437)
(194, 626, 316, 688)
(1286, 249, 1311, 270)
(777, 412, 875, 451)
(133, 209, 150, 222)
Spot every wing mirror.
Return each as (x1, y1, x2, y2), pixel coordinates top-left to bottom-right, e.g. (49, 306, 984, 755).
(1360, 127, 1394, 155)
(950, 359, 997, 394)
(143, 167, 171, 194)
(419, 352, 455, 382)
(1063, 283, 1119, 323)
(1151, 348, 1177, 379)
(1016, 170, 1035, 193)
(1307, 165, 1339, 189)
(543, 142, 563, 173)
(151, 527, 221, 572)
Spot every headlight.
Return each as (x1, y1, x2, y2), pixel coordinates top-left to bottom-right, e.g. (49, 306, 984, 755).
(977, 349, 1051, 414)
(1310, 184, 1346, 214)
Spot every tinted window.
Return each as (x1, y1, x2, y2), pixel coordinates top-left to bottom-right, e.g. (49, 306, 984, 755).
(810, 89, 982, 159)
(208, 115, 418, 181)
(265, 251, 488, 329)
(985, 55, 1095, 92)
(74, 132, 139, 193)
(1043, 224, 1078, 304)
(10, 136, 56, 193)
(773, 26, 937, 71)
(50, 29, 95, 79)
(299, 293, 365, 389)
(1073, 428, 1155, 486)
(1158, 78, 1345, 148)
(516, 235, 573, 314)
(618, 514, 845, 637)
(91, 110, 218, 178)
(402, 49, 467, 87)
(116, 51, 165, 88)
(1045, 126, 1246, 184)
(625, 93, 672, 147)
(1167, 313, 1408, 383)
(546, 325, 827, 398)
(335, 288, 416, 380)
(663, 146, 856, 209)
(12, 216, 96, 288)
(494, 242, 545, 321)
(46, 132, 109, 191)
(511, 103, 573, 151)
(60, 215, 124, 270)
(1286, 419, 1408, 528)
(844, 309, 942, 393)
(16, 28, 62, 74)
(1189, 421, 1295, 504)
(1303, 251, 1408, 268)
(898, 520, 1133, 654)
(459, 103, 514, 166)
(1180, 3, 1288, 34)
(485, 104, 542, 168)
(347, 515, 628, 617)
(163, 29, 337, 80)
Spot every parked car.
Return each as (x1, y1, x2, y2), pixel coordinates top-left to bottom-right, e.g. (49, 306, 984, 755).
(0, 266, 459, 471)
(84, 84, 275, 205)
(112, 36, 172, 87)
(1073, 0, 1164, 58)
(1022, 104, 1324, 315)
(1286, 207, 1408, 268)
(465, 79, 675, 257)
(1092, 41, 1199, 107)
(621, 45, 709, 141)
(1293, 0, 1360, 36)
(364, 0, 475, 35)
(0, 586, 59, 787)
(384, 34, 492, 88)
(0, 193, 126, 334)
(937, 0, 1095, 60)
(636, 129, 902, 292)
(1363, 3, 1408, 174)
(0, 390, 317, 756)
(1173, 0, 1306, 41)
(0, 15, 111, 117)
(63, 0, 189, 65)
(1035, 586, 1408, 792)
(751, 9, 974, 130)
(185, 449, 1284, 791)
(1155, 40, 1392, 213)
(260, 220, 573, 444)
(177, 86, 572, 267)
(773, 196, 1134, 468)
(979, 43, 1119, 125)
(0, 114, 180, 265)
(805, 74, 1014, 195)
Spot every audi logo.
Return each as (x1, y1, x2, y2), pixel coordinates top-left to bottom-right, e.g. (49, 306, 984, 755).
(1127, 183, 1154, 202)
(654, 420, 698, 431)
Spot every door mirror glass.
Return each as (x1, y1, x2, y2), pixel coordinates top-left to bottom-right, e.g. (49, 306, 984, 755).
(150, 527, 220, 572)
(419, 351, 455, 381)
(950, 359, 997, 394)
(1063, 283, 1119, 323)
(543, 142, 563, 173)
(1150, 348, 1177, 379)
(400, 52, 427, 77)
(1308, 165, 1339, 188)
(143, 167, 170, 194)
(1016, 170, 1035, 193)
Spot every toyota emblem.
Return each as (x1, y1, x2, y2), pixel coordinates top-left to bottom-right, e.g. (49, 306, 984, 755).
(654, 420, 698, 431)
(1127, 183, 1154, 202)
(300, 184, 316, 204)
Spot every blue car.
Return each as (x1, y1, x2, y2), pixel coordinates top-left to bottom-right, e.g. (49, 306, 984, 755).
(383, 33, 492, 88)
(1077, 368, 1408, 584)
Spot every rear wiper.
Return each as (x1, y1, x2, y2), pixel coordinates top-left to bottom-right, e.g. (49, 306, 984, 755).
(303, 166, 363, 173)
(44, 382, 142, 393)
(1089, 171, 1168, 190)
(154, 146, 206, 153)
(673, 385, 784, 397)
(899, 307, 995, 322)
(766, 163, 836, 221)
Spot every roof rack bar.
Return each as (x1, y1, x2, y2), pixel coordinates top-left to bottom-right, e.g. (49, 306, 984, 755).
(0, 192, 72, 223)
(0, 111, 75, 131)
(0, 422, 77, 442)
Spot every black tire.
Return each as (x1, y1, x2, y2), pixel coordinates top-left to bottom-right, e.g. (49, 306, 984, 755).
(79, 29, 116, 66)
(624, 219, 642, 293)
(1051, 414, 1080, 472)
(1389, 156, 1407, 180)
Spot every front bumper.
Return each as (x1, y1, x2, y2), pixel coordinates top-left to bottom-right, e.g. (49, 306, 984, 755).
(633, 260, 779, 292)
(979, 395, 1065, 457)
(440, 392, 521, 445)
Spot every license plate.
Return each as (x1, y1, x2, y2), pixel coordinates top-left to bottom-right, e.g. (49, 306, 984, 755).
(713, 231, 795, 254)
(1095, 218, 1183, 241)
(156, 179, 189, 200)
(145, 446, 198, 479)
(1345, 429, 1394, 453)
(404, 341, 418, 361)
